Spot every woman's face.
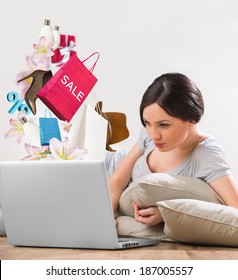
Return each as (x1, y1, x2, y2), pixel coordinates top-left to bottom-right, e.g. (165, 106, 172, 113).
(142, 103, 193, 152)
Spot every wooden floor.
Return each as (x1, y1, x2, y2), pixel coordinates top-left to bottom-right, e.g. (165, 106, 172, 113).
(1, 237, 238, 260)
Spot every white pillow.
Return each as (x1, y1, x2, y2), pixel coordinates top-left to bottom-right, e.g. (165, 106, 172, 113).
(157, 199, 238, 247)
(119, 173, 224, 217)
(117, 215, 174, 242)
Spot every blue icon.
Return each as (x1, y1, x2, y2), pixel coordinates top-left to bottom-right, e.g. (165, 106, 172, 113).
(7, 91, 30, 115)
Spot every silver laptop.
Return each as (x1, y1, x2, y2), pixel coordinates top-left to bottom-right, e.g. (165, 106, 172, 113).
(0, 160, 160, 249)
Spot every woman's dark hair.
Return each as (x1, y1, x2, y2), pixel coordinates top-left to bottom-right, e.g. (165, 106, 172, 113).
(139, 73, 204, 126)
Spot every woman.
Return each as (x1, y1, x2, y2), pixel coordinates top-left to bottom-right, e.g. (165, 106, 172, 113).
(109, 73, 238, 226)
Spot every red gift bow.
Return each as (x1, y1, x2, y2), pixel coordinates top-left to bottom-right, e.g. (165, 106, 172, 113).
(51, 34, 76, 65)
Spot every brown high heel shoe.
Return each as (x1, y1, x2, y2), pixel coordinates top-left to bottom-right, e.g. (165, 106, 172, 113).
(18, 69, 52, 115)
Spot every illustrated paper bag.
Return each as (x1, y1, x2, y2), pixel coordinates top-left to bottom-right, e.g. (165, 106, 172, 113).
(39, 110, 62, 146)
(83, 104, 108, 161)
(71, 102, 108, 160)
(37, 52, 100, 122)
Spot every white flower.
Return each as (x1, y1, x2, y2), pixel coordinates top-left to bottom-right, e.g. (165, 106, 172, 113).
(49, 137, 87, 160)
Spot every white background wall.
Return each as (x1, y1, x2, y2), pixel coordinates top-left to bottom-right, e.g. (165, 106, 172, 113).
(1, 0, 238, 178)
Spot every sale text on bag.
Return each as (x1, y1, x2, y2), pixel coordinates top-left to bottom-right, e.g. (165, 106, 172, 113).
(61, 75, 85, 102)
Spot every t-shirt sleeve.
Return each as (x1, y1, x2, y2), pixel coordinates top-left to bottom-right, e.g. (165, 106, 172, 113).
(192, 138, 231, 183)
(137, 127, 152, 152)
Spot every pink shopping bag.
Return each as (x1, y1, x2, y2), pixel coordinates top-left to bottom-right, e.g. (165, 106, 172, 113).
(37, 52, 100, 122)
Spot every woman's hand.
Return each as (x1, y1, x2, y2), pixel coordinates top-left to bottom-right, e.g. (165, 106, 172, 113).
(132, 202, 163, 225)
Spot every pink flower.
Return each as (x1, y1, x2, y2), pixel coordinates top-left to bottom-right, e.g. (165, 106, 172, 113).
(62, 121, 72, 134)
(21, 144, 53, 161)
(32, 36, 54, 60)
(15, 36, 53, 99)
(26, 54, 51, 71)
(49, 137, 87, 160)
(5, 112, 26, 144)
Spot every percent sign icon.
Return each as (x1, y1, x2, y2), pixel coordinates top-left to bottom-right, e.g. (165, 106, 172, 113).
(7, 91, 31, 116)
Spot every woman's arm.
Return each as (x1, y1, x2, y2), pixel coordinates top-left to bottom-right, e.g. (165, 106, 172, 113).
(209, 174, 238, 208)
(109, 142, 143, 216)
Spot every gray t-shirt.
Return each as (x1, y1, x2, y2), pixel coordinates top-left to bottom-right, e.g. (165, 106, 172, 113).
(131, 127, 231, 184)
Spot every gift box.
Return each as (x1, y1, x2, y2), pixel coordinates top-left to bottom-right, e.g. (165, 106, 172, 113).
(51, 34, 77, 66)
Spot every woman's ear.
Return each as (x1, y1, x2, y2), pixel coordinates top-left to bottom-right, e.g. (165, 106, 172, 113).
(188, 120, 196, 127)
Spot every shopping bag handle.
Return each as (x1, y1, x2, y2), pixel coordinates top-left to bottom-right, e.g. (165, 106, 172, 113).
(82, 52, 100, 73)
(44, 108, 53, 118)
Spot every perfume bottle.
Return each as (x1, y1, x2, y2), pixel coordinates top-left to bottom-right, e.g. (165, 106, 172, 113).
(52, 25, 61, 50)
(38, 19, 54, 44)
(20, 117, 41, 147)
